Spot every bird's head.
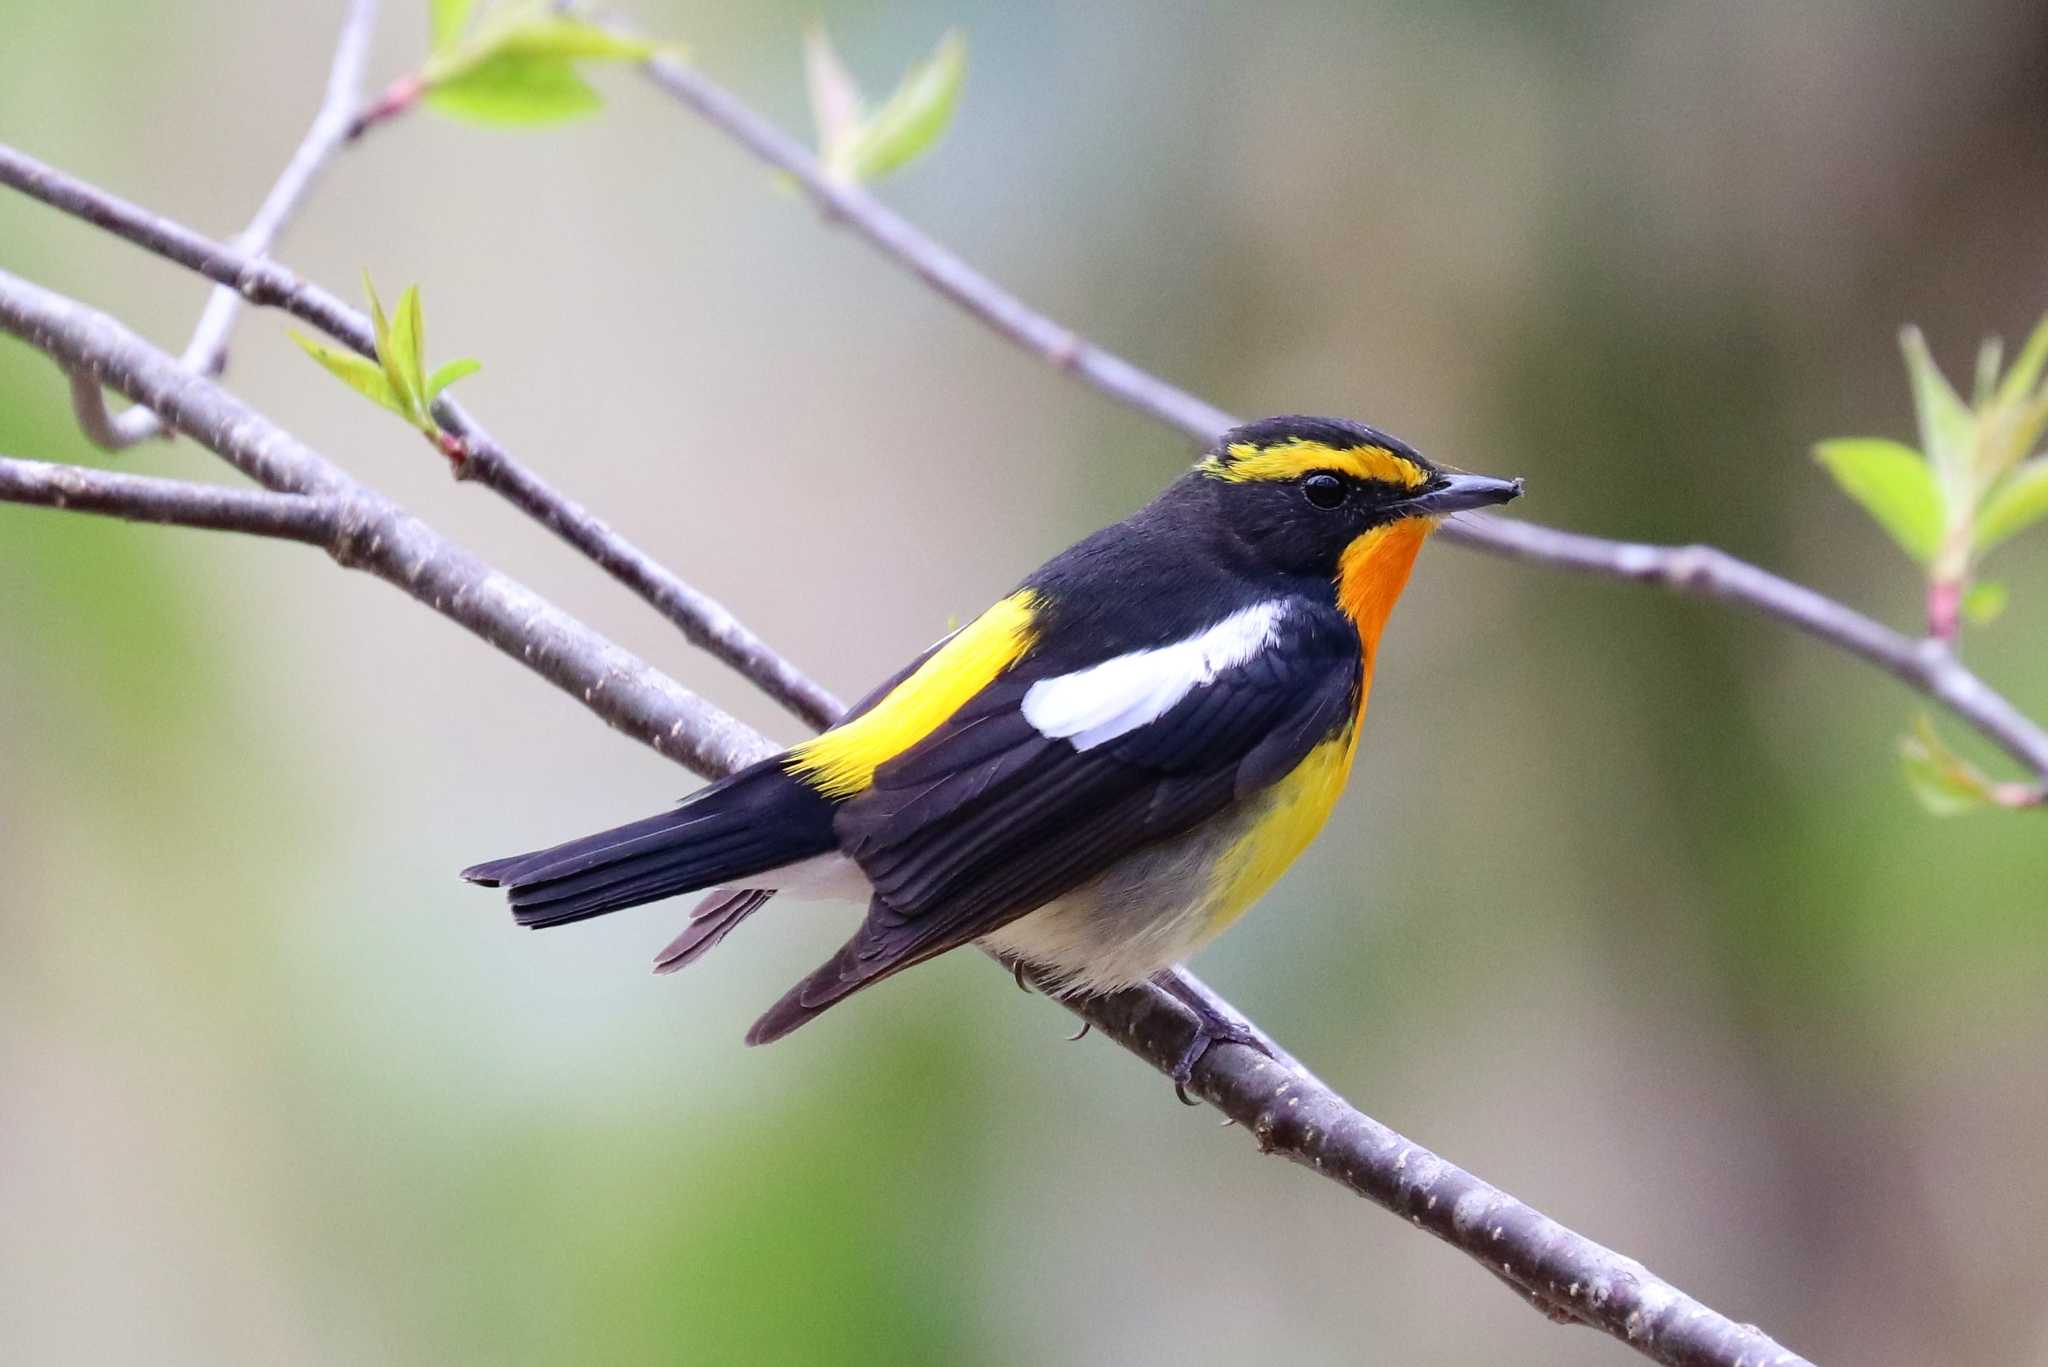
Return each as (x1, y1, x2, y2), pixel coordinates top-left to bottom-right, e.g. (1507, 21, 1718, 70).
(1190, 414, 1522, 635)
(1194, 416, 1522, 577)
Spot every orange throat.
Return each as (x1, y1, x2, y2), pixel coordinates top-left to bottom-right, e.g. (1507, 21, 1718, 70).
(1335, 518, 1434, 720)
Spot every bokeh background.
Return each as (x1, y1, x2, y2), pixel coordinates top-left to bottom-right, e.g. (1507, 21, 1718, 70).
(5, 2, 2048, 1363)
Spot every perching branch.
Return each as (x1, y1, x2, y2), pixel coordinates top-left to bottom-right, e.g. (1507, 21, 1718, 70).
(0, 452, 339, 544)
(0, 255, 1812, 1367)
(65, 0, 380, 451)
(1066, 982, 1812, 1367)
(0, 142, 843, 734)
(631, 46, 2048, 794)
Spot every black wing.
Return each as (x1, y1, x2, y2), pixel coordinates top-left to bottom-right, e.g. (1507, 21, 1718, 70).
(745, 599, 1359, 1041)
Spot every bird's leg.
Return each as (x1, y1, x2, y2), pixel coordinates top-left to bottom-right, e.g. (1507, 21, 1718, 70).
(1152, 970, 1276, 1105)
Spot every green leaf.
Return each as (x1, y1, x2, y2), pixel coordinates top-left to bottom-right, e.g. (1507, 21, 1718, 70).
(420, 3, 677, 126)
(804, 23, 866, 168)
(360, 270, 414, 412)
(1899, 715, 1995, 816)
(363, 270, 392, 355)
(1974, 336, 2004, 407)
(430, 0, 475, 53)
(426, 6, 663, 83)
(1975, 457, 2048, 554)
(488, 13, 658, 63)
(1813, 437, 1945, 562)
(1996, 311, 2048, 408)
(1996, 391, 2048, 486)
(291, 331, 410, 419)
(835, 30, 966, 183)
(1900, 327, 1976, 494)
(425, 356, 482, 400)
(424, 52, 603, 125)
(387, 284, 429, 409)
(1962, 579, 2008, 625)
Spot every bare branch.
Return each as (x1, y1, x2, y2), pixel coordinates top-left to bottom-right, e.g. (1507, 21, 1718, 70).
(1445, 514, 2048, 788)
(638, 51, 1238, 444)
(67, 0, 380, 451)
(443, 426, 846, 730)
(0, 141, 843, 733)
(632, 50, 2048, 790)
(0, 255, 1814, 1367)
(1068, 981, 1813, 1367)
(0, 264, 771, 781)
(0, 453, 338, 544)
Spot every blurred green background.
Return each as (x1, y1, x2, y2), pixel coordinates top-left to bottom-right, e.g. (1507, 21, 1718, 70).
(5, 1, 2048, 1363)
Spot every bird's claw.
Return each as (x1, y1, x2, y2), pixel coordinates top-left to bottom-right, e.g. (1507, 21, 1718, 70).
(1168, 1018, 1270, 1106)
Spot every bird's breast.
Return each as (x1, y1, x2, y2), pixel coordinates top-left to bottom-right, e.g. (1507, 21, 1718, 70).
(980, 719, 1361, 993)
(1198, 721, 1361, 935)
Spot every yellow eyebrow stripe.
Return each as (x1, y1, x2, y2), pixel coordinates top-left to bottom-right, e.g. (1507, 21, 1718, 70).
(1199, 438, 1429, 490)
(786, 590, 1041, 798)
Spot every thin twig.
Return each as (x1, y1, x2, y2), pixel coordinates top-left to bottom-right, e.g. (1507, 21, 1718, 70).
(1442, 514, 2048, 788)
(0, 260, 1814, 1367)
(444, 426, 846, 729)
(0, 265, 768, 781)
(632, 49, 2048, 791)
(0, 141, 843, 732)
(637, 50, 1237, 444)
(66, 0, 380, 450)
(0, 453, 338, 543)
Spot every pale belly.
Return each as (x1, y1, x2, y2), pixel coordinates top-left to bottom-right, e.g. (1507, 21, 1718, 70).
(980, 731, 1358, 994)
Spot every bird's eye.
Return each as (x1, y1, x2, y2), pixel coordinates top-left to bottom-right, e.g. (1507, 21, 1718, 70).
(1302, 473, 1347, 509)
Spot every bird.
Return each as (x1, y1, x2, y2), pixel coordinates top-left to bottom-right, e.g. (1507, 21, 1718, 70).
(464, 415, 1521, 1086)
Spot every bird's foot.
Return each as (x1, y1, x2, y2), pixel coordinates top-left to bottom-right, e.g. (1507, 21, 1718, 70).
(1154, 972, 1275, 1106)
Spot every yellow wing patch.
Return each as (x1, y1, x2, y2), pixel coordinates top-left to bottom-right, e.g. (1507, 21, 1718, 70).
(786, 591, 1040, 798)
(1199, 438, 1429, 490)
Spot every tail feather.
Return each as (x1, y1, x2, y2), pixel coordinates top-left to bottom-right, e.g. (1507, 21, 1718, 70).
(745, 937, 871, 1045)
(463, 759, 834, 931)
(743, 907, 946, 1045)
(653, 889, 775, 974)
(496, 828, 766, 926)
(463, 806, 724, 889)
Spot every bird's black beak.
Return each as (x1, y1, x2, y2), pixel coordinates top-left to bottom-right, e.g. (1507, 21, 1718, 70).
(1404, 472, 1524, 518)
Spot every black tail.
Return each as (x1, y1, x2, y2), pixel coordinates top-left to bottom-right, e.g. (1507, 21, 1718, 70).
(462, 759, 835, 929)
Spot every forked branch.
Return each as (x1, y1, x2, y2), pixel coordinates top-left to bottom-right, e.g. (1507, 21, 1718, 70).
(65, 0, 380, 451)
(0, 453, 338, 543)
(0, 142, 842, 733)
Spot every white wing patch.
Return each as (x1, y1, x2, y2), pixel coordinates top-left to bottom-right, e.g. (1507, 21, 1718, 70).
(1020, 601, 1287, 751)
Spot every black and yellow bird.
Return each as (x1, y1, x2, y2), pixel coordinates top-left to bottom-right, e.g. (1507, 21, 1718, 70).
(465, 417, 1520, 1080)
